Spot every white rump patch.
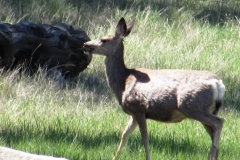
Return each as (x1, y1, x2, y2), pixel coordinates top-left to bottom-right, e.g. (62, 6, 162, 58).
(206, 79, 225, 101)
(216, 80, 225, 100)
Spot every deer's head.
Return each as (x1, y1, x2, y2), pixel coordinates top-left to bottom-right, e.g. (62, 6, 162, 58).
(83, 18, 135, 56)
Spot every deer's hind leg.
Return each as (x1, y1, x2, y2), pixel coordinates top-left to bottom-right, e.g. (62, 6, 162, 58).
(183, 109, 224, 160)
(201, 122, 223, 160)
(202, 124, 214, 141)
(201, 107, 222, 143)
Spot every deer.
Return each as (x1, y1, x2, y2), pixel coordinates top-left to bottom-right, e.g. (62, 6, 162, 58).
(83, 17, 225, 160)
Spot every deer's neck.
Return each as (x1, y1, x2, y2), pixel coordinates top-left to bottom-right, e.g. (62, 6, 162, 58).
(104, 43, 128, 103)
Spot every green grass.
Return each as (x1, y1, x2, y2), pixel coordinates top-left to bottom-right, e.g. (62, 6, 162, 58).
(0, 0, 240, 160)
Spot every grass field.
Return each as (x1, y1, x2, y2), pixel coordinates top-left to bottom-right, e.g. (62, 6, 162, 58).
(0, 0, 240, 160)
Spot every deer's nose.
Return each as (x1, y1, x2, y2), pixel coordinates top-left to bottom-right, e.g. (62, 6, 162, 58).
(83, 42, 90, 49)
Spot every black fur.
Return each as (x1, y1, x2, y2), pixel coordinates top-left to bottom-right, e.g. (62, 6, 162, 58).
(213, 100, 222, 115)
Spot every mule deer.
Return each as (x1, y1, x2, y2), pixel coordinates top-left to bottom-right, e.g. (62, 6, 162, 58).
(83, 18, 225, 160)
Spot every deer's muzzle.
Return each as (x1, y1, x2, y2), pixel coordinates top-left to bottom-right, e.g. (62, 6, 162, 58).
(83, 43, 94, 55)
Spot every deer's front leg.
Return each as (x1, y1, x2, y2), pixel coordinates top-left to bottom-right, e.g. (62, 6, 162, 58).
(113, 116, 137, 160)
(136, 114, 150, 160)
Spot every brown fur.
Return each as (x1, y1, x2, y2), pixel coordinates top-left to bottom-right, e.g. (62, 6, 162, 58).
(83, 18, 225, 160)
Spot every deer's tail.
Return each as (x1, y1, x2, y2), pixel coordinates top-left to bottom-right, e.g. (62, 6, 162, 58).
(213, 80, 225, 115)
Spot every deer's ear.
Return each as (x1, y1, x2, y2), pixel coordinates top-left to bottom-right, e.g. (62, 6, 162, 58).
(115, 18, 127, 38)
(125, 19, 135, 37)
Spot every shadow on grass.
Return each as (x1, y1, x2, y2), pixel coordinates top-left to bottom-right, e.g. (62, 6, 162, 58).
(69, 72, 108, 93)
(0, 123, 226, 159)
(2, 0, 240, 26)
(66, 0, 240, 25)
(66, 71, 116, 103)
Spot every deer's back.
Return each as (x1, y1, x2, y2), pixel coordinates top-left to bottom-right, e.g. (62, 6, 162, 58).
(121, 68, 222, 122)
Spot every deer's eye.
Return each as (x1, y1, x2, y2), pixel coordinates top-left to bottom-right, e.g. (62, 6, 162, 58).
(101, 39, 108, 43)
